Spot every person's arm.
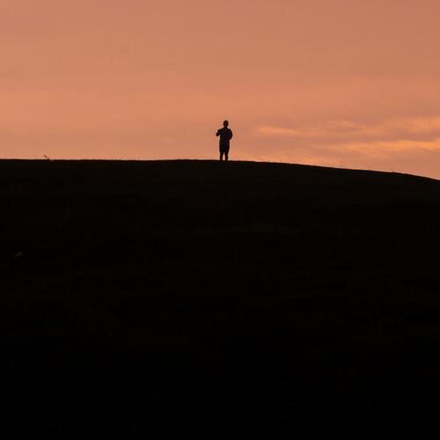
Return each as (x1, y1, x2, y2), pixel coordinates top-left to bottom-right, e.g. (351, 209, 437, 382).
(216, 130, 220, 137)
(229, 130, 233, 140)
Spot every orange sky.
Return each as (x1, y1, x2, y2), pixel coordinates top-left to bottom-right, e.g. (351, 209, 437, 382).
(2, 0, 440, 178)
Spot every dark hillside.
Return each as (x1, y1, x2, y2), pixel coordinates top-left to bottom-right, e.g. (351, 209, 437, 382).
(2, 159, 440, 436)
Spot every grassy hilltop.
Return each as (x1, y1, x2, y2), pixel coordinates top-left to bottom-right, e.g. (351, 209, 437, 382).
(2, 159, 440, 436)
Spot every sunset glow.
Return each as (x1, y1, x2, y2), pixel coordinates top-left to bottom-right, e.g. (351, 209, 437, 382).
(3, 0, 440, 178)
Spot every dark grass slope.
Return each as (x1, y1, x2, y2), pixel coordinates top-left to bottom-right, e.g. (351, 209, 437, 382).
(2, 159, 440, 436)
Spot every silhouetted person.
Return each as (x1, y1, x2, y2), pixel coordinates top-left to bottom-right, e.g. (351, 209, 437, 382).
(216, 120, 233, 161)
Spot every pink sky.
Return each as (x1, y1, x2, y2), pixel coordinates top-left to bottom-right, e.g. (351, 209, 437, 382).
(2, 0, 440, 178)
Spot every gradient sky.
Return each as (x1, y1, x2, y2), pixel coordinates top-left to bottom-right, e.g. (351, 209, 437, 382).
(3, 0, 440, 178)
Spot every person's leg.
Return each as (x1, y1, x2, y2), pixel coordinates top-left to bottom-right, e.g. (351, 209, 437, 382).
(225, 146, 229, 161)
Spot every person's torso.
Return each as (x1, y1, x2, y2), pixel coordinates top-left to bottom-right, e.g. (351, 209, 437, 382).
(218, 128, 232, 143)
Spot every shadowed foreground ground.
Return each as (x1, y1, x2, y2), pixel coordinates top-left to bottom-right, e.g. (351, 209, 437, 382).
(2, 159, 440, 436)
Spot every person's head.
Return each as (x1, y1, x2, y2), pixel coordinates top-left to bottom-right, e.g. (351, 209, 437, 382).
(223, 120, 229, 127)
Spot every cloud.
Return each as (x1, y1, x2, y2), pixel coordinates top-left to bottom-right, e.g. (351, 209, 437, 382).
(255, 126, 304, 137)
(245, 118, 440, 178)
(255, 116, 440, 142)
(404, 117, 440, 134)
